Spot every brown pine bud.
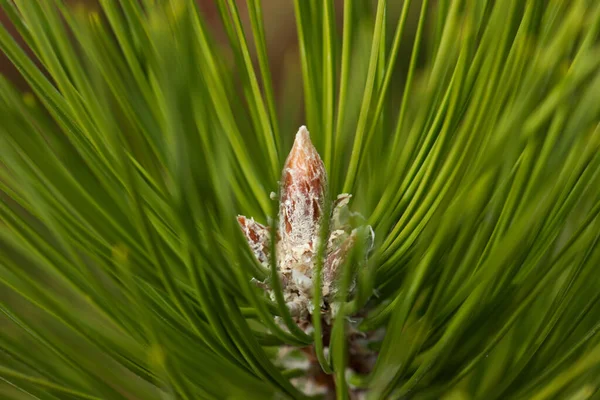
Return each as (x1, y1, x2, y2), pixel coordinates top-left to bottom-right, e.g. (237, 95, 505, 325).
(279, 126, 327, 251)
(238, 126, 372, 323)
(237, 216, 270, 266)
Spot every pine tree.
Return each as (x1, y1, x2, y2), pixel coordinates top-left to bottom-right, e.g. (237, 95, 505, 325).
(1, 1, 600, 399)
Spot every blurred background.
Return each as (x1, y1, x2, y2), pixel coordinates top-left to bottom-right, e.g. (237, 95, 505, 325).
(0, 0, 423, 103)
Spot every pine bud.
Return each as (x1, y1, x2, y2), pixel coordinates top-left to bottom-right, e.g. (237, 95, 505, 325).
(238, 126, 372, 323)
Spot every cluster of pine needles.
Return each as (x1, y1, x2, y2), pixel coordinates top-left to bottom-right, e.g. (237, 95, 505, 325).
(1, 0, 600, 399)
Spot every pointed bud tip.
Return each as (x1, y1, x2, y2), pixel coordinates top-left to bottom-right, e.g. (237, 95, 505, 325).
(292, 126, 312, 149)
(297, 125, 309, 138)
(288, 126, 319, 166)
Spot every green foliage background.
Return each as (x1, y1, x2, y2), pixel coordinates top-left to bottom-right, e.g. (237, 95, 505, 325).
(1, 0, 600, 399)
